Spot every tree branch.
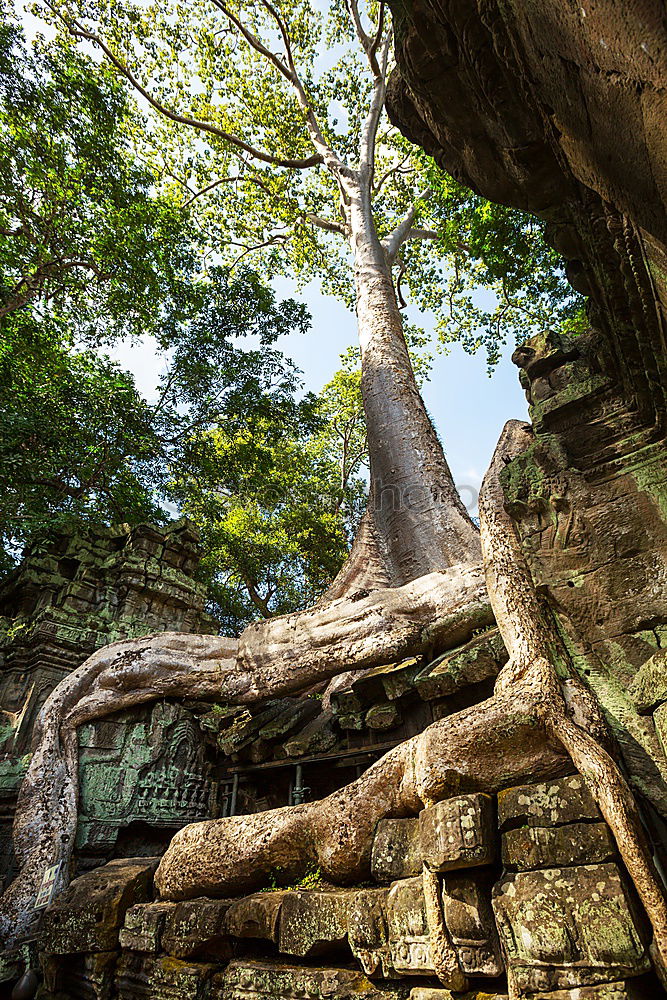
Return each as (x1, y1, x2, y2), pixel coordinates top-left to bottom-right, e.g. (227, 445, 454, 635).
(344, 0, 374, 72)
(305, 213, 347, 236)
(241, 574, 273, 618)
(183, 177, 236, 206)
(382, 188, 432, 263)
(45, 1, 322, 171)
(209, 0, 342, 171)
(344, 0, 386, 79)
(359, 31, 392, 176)
(369, 1, 386, 66)
(0, 257, 111, 318)
(372, 152, 413, 194)
(406, 227, 440, 242)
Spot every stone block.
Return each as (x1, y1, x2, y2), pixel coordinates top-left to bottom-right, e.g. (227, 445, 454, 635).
(224, 890, 286, 943)
(385, 876, 433, 976)
(492, 864, 650, 993)
(115, 952, 216, 1000)
(278, 889, 352, 957)
(257, 698, 319, 741)
(41, 857, 158, 955)
(217, 959, 406, 998)
(353, 657, 422, 703)
(415, 629, 507, 701)
(410, 991, 507, 1000)
(218, 702, 285, 755)
(653, 702, 667, 760)
(119, 902, 176, 953)
(162, 897, 234, 960)
(419, 794, 495, 871)
(497, 776, 600, 832)
(409, 992, 457, 1000)
(385, 874, 503, 979)
(0, 939, 38, 986)
(371, 817, 423, 881)
(366, 701, 401, 731)
(502, 822, 615, 871)
(347, 887, 393, 978)
(283, 712, 337, 757)
(337, 711, 365, 730)
(627, 648, 667, 713)
(441, 874, 503, 977)
(330, 688, 363, 716)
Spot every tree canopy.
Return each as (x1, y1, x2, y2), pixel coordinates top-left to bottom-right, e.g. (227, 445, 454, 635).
(37, 0, 585, 366)
(0, 12, 368, 628)
(0, 10, 199, 340)
(1, 0, 585, 623)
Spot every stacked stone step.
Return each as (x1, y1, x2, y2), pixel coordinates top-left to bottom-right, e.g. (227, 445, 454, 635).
(33, 779, 657, 1000)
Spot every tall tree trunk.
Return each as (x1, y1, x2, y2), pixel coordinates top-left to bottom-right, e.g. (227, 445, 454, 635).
(324, 184, 480, 597)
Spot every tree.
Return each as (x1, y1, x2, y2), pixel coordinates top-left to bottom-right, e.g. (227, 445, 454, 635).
(0, 0, 518, 936)
(313, 350, 366, 500)
(173, 403, 367, 636)
(0, 266, 325, 580)
(0, 12, 363, 616)
(37, 0, 583, 590)
(3, 0, 667, 980)
(0, 311, 165, 575)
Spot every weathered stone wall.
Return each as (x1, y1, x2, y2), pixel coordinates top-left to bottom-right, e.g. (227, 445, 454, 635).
(32, 776, 663, 998)
(0, 520, 218, 885)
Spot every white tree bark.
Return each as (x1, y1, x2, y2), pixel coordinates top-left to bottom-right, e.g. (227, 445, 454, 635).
(348, 184, 480, 585)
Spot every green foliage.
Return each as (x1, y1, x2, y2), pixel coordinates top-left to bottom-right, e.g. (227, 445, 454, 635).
(0, 310, 165, 572)
(0, 264, 359, 633)
(0, 10, 197, 340)
(3, 0, 586, 632)
(309, 348, 368, 530)
(262, 863, 326, 892)
(0, 4, 369, 630)
(173, 407, 365, 636)
(401, 165, 586, 367)
(35, 0, 585, 366)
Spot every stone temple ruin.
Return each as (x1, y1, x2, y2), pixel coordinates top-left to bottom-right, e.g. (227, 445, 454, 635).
(0, 520, 218, 888)
(3, 1, 667, 998)
(4, 530, 663, 1000)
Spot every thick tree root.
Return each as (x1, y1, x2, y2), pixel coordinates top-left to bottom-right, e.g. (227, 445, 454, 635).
(0, 566, 487, 947)
(155, 683, 568, 899)
(153, 419, 667, 990)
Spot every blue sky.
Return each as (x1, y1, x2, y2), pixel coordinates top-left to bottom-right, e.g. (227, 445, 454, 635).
(110, 277, 528, 515)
